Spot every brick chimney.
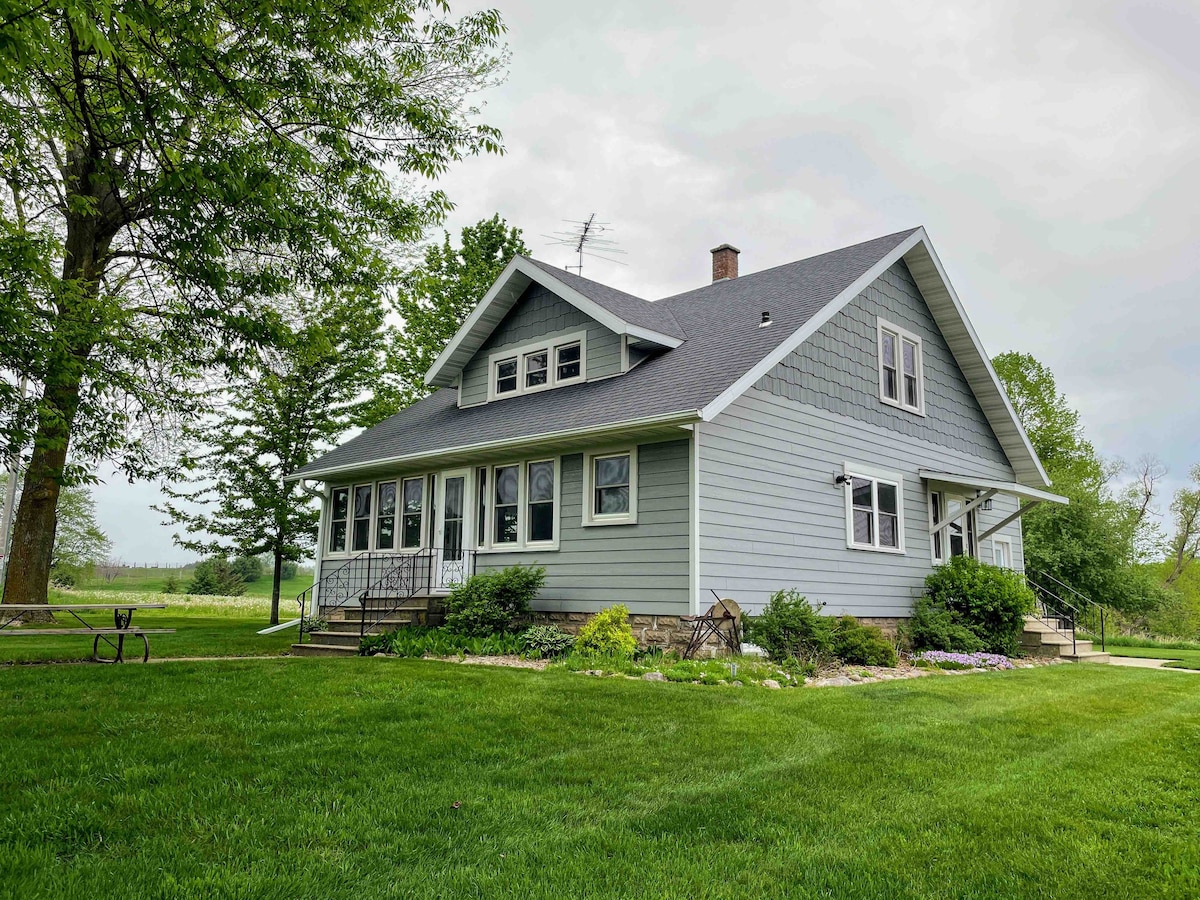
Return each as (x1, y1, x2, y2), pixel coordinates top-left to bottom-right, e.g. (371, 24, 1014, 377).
(711, 243, 740, 282)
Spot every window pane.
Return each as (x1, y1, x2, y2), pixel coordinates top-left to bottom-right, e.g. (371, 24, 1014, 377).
(884, 367, 898, 401)
(354, 485, 372, 520)
(557, 343, 581, 380)
(494, 506, 518, 544)
(494, 465, 518, 505)
(444, 477, 464, 519)
(402, 514, 422, 548)
(596, 486, 629, 515)
(902, 339, 917, 376)
(332, 487, 349, 521)
(595, 455, 630, 488)
(352, 518, 370, 551)
(879, 513, 898, 548)
(931, 493, 943, 560)
(377, 482, 396, 518)
(883, 331, 896, 366)
(529, 502, 554, 542)
(528, 461, 554, 501)
(376, 516, 395, 550)
(851, 477, 873, 509)
(402, 478, 423, 514)
(329, 521, 347, 553)
(905, 375, 918, 408)
(853, 509, 873, 545)
(476, 467, 487, 548)
(525, 351, 548, 388)
(877, 482, 898, 515)
(496, 358, 517, 393)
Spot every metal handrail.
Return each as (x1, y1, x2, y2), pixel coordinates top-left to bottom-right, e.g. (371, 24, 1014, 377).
(296, 550, 372, 641)
(356, 549, 478, 639)
(1025, 569, 1107, 653)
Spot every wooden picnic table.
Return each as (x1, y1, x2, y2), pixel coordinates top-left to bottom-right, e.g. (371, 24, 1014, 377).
(0, 603, 174, 663)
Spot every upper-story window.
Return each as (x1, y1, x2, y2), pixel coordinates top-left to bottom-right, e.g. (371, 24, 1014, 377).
(489, 331, 587, 401)
(877, 318, 924, 415)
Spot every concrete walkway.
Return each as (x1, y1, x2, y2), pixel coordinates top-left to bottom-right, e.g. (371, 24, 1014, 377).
(1107, 656, 1200, 673)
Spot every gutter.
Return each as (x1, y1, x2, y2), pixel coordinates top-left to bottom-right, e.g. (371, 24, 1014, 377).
(286, 409, 703, 482)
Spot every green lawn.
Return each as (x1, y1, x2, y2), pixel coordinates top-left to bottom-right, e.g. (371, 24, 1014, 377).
(0, 661, 1197, 899)
(0, 595, 296, 664)
(1102, 643, 1200, 670)
(67, 565, 314, 600)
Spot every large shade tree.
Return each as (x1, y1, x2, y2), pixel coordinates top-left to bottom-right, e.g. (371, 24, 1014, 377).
(0, 0, 506, 606)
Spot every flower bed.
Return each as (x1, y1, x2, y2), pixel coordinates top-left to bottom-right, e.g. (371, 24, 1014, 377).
(912, 650, 1014, 670)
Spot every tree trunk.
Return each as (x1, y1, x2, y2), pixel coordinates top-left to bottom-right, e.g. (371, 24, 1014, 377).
(270, 545, 282, 626)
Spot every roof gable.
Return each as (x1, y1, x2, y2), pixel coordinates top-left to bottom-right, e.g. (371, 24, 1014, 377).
(425, 256, 684, 388)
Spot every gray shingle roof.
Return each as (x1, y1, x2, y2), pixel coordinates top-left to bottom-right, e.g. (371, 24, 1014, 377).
(295, 228, 920, 477)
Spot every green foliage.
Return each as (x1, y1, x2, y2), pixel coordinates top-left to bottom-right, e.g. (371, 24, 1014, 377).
(186, 558, 246, 597)
(832, 616, 898, 667)
(744, 590, 834, 665)
(49, 567, 77, 588)
(230, 556, 264, 584)
(359, 627, 524, 658)
(921, 556, 1035, 655)
(280, 560, 299, 582)
(575, 604, 637, 656)
(904, 596, 986, 653)
(443, 566, 545, 637)
(386, 216, 528, 410)
(1, 475, 112, 573)
(520, 625, 576, 659)
(162, 574, 181, 595)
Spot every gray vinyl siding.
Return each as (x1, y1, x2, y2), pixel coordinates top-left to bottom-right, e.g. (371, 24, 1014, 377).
(479, 438, 691, 615)
(759, 260, 1009, 465)
(698, 393, 1025, 617)
(459, 283, 624, 406)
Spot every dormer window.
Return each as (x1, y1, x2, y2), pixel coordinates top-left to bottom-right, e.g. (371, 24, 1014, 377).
(488, 331, 587, 401)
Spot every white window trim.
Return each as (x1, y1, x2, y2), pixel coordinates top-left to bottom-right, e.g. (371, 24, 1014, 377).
(877, 317, 926, 417)
(842, 462, 905, 554)
(583, 447, 639, 527)
(398, 476, 425, 550)
(928, 488, 979, 565)
(992, 535, 1013, 569)
(487, 331, 588, 401)
(325, 476, 431, 559)
(478, 457, 561, 553)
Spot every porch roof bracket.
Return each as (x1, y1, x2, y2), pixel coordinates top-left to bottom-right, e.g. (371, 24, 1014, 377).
(978, 499, 1041, 544)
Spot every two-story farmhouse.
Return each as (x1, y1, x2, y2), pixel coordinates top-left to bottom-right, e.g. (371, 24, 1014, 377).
(289, 227, 1065, 652)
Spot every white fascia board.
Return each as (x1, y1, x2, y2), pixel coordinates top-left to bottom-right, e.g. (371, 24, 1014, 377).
(425, 257, 681, 387)
(918, 470, 1068, 505)
(903, 239, 1051, 488)
(283, 409, 703, 482)
(699, 229, 927, 423)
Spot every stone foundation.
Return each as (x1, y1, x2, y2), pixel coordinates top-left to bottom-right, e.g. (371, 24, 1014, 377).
(855, 617, 904, 639)
(528, 611, 728, 656)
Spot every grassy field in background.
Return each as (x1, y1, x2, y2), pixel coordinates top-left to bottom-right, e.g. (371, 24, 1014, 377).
(0, 661, 1197, 899)
(1100, 643, 1200, 670)
(69, 566, 313, 600)
(0, 594, 295, 664)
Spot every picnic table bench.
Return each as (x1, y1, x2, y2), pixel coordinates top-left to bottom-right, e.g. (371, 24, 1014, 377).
(0, 604, 174, 663)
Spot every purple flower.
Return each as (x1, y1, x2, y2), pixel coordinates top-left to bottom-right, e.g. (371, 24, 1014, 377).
(912, 650, 1013, 670)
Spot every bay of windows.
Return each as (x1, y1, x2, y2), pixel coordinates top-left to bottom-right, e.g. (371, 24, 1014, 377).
(327, 478, 425, 555)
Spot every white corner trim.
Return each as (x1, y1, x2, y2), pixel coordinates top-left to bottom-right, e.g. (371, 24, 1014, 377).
(841, 461, 906, 554)
(699, 229, 927, 423)
(581, 446, 639, 527)
(425, 257, 682, 387)
(690, 423, 701, 615)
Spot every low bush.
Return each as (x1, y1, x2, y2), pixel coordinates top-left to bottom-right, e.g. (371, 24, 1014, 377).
(744, 590, 834, 665)
(575, 604, 637, 656)
(443, 565, 545, 637)
(162, 574, 181, 594)
(230, 555, 264, 584)
(520, 625, 576, 659)
(903, 596, 985, 654)
(187, 557, 246, 596)
(50, 567, 77, 588)
(359, 627, 525, 658)
(919, 556, 1036, 655)
(832, 616, 897, 667)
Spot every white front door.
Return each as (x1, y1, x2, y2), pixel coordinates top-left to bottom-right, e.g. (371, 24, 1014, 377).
(434, 470, 472, 591)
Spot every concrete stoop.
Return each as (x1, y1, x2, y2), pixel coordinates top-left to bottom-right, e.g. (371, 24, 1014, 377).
(1022, 616, 1110, 664)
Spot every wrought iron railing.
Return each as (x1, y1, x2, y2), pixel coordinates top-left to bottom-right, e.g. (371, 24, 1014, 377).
(1025, 569, 1107, 653)
(295, 548, 479, 644)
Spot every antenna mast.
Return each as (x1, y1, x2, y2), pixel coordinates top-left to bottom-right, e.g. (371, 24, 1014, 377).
(543, 213, 626, 276)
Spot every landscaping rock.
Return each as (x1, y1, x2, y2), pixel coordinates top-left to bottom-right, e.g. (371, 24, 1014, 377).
(642, 671, 667, 682)
(762, 679, 782, 689)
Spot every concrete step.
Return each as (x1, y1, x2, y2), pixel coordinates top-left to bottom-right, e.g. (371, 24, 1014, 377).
(1062, 651, 1110, 664)
(309, 630, 364, 648)
(290, 642, 358, 657)
(339, 609, 428, 625)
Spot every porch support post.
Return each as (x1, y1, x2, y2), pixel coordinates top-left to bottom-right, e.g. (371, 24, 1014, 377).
(978, 499, 1039, 544)
(310, 483, 330, 619)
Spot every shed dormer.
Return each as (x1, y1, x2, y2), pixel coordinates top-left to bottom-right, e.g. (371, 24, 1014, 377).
(425, 257, 685, 407)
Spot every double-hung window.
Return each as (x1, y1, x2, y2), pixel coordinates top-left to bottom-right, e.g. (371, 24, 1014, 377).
(583, 449, 638, 526)
(329, 487, 350, 553)
(844, 467, 903, 553)
(489, 332, 586, 400)
(401, 477, 424, 549)
(376, 481, 397, 550)
(493, 464, 520, 545)
(479, 458, 559, 550)
(351, 485, 373, 552)
(878, 318, 924, 415)
(527, 461, 556, 543)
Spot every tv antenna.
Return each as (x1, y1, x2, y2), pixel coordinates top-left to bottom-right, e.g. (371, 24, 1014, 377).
(543, 213, 626, 276)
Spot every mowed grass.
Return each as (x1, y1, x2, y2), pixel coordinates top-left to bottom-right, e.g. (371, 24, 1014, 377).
(1, 661, 1198, 899)
(69, 566, 313, 600)
(1102, 643, 1200, 670)
(0, 595, 296, 664)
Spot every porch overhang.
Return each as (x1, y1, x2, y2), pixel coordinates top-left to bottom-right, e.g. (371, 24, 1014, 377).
(918, 471, 1069, 506)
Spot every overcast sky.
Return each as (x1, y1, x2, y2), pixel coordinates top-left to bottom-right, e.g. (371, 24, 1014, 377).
(93, 0, 1199, 563)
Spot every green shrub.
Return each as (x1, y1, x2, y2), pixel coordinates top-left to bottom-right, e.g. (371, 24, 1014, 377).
(230, 555, 264, 583)
(904, 596, 985, 653)
(280, 559, 299, 581)
(443, 565, 545, 637)
(744, 590, 834, 664)
(50, 566, 77, 588)
(358, 627, 525, 658)
(162, 574, 181, 594)
(187, 557, 246, 596)
(920, 556, 1036, 655)
(832, 616, 897, 667)
(575, 604, 637, 656)
(520, 625, 576, 659)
